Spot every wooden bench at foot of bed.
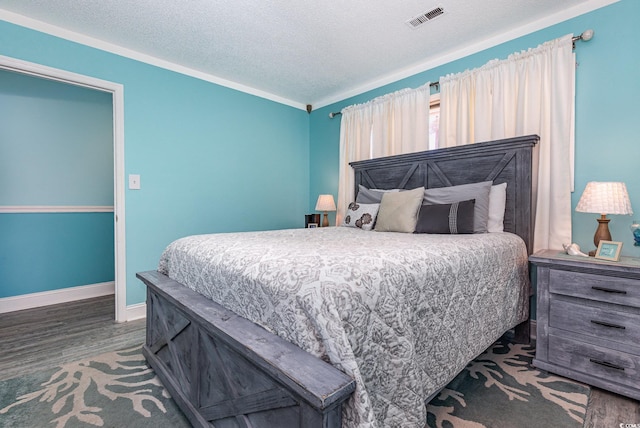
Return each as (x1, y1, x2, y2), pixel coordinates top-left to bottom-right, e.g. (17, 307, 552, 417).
(137, 270, 356, 428)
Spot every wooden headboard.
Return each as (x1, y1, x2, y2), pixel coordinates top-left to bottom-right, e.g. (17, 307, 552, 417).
(349, 135, 539, 254)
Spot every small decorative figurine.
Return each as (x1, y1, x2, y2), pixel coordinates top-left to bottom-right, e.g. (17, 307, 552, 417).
(563, 242, 589, 257)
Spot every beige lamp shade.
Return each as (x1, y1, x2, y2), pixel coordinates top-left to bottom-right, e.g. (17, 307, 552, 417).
(576, 182, 633, 255)
(575, 182, 633, 215)
(316, 194, 336, 227)
(315, 194, 336, 212)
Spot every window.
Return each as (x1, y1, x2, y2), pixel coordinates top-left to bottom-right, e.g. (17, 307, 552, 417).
(429, 93, 440, 150)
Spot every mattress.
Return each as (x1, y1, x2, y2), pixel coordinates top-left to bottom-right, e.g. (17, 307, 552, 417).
(158, 226, 529, 428)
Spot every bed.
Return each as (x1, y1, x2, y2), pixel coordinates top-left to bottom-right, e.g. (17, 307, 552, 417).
(137, 134, 539, 428)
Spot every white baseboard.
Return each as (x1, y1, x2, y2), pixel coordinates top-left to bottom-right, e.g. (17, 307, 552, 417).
(0, 281, 115, 314)
(125, 302, 147, 321)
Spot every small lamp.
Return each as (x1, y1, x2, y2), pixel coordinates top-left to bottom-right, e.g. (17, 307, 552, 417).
(576, 182, 633, 255)
(315, 194, 336, 227)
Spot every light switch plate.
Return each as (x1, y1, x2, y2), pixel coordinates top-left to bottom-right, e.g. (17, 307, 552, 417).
(129, 174, 141, 190)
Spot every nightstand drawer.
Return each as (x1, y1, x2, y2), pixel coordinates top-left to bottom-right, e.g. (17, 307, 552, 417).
(549, 269, 640, 308)
(549, 335, 640, 390)
(550, 299, 640, 350)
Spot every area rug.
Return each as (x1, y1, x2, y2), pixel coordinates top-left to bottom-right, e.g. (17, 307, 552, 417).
(0, 346, 190, 428)
(426, 338, 590, 428)
(0, 338, 589, 428)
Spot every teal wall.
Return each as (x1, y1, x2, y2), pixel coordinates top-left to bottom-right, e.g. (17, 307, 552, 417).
(0, 70, 115, 298)
(309, 0, 640, 259)
(0, 213, 115, 298)
(0, 19, 310, 305)
(0, 70, 114, 205)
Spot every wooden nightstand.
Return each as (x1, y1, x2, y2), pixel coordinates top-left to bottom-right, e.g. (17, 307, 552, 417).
(529, 249, 640, 401)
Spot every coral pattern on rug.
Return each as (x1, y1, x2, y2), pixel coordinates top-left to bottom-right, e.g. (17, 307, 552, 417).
(0, 346, 183, 428)
(426, 339, 590, 428)
(1, 339, 590, 428)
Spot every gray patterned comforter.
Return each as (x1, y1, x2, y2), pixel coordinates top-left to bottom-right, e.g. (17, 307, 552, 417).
(158, 227, 529, 428)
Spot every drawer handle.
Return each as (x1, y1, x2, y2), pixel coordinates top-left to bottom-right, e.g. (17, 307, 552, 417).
(590, 320, 626, 330)
(591, 286, 627, 295)
(589, 358, 625, 371)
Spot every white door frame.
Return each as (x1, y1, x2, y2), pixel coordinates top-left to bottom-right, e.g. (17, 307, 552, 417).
(0, 55, 127, 322)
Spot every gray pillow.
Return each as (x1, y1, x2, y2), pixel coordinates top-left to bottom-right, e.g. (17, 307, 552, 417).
(355, 185, 401, 204)
(374, 187, 425, 233)
(423, 181, 492, 233)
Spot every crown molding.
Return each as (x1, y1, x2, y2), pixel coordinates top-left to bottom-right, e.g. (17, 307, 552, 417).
(312, 0, 619, 109)
(0, 0, 618, 111)
(0, 9, 306, 111)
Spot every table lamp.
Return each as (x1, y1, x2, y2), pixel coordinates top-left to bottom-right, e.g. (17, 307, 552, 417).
(575, 182, 633, 256)
(315, 194, 336, 227)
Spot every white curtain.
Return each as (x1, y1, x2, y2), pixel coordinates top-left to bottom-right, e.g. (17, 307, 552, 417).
(337, 83, 431, 224)
(439, 34, 575, 252)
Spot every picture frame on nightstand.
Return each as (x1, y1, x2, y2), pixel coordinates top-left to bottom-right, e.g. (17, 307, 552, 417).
(595, 240, 623, 261)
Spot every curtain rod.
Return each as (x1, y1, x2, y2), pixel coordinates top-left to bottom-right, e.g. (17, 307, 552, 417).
(572, 29, 594, 46)
(329, 30, 594, 119)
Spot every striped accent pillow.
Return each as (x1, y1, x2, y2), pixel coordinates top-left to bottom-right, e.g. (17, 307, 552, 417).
(414, 199, 475, 234)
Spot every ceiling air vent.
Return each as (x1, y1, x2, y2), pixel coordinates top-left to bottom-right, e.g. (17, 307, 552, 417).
(406, 6, 445, 28)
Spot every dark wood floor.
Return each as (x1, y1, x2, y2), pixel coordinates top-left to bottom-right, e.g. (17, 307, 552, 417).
(584, 389, 639, 428)
(0, 295, 145, 381)
(0, 296, 637, 426)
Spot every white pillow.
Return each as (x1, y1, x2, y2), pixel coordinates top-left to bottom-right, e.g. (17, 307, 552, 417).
(487, 183, 507, 233)
(343, 202, 380, 231)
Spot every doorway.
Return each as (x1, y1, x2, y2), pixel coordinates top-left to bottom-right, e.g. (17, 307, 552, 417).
(0, 55, 127, 322)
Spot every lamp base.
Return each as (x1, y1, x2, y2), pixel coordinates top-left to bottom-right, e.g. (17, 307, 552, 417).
(322, 212, 329, 227)
(590, 215, 612, 256)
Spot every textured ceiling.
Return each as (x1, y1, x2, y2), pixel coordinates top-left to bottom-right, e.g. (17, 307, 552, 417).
(0, 0, 609, 109)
